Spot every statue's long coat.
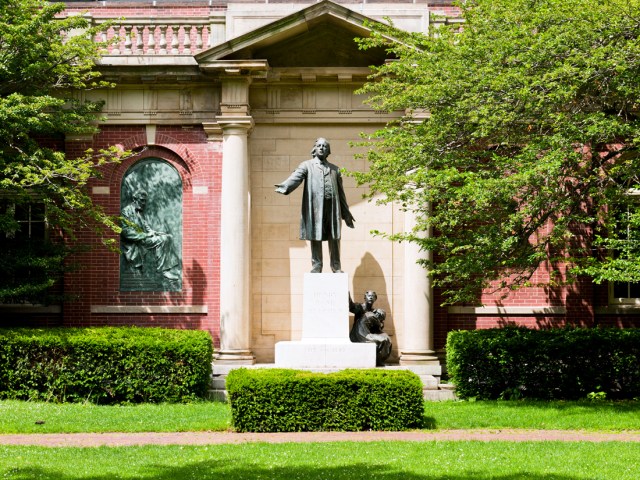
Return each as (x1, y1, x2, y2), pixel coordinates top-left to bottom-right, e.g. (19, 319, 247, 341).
(278, 157, 353, 241)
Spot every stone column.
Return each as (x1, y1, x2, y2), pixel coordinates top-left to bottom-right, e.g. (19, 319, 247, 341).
(400, 208, 440, 365)
(214, 75, 255, 364)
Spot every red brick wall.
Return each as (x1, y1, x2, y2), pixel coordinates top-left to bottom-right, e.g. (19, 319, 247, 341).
(434, 279, 639, 351)
(63, 125, 223, 348)
(432, 225, 639, 350)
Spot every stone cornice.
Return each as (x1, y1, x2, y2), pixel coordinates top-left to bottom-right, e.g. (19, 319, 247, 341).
(198, 59, 270, 79)
(263, 67, 372, 83)
(98, 57, 204, 84)
(98, 56, 199, 67)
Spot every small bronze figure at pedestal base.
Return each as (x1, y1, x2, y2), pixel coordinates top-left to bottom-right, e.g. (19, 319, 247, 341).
(349, 291, 392, 366)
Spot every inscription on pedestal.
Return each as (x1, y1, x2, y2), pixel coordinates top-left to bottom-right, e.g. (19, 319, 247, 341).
(302, 272, 349, 340)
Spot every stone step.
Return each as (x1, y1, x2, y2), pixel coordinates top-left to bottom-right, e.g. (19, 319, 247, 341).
(424, 388, 457, 402)
(211, 377, 227, 390)
(212, 363, 442, 376)
(209, 385, 457, 402)
(209, 365, 456, 402)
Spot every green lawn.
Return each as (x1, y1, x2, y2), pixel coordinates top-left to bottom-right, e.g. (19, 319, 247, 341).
(1, 441, 638, 479)
(424, 399, 640, 431)
(2, 400, 639, 479)
(1, 399, 639, 434)
(0, 400, 231, 433)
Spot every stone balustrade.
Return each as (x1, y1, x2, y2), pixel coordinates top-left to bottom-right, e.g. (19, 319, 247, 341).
(93, 18, 212, 55)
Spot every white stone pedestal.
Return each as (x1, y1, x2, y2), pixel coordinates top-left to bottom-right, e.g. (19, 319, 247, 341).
(275, 273, 376, 368)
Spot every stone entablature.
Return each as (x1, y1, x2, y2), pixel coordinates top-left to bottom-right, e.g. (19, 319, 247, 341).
(82, 71, 396, 125)
(250, 72, 397, 124)
(84, 82, 219, 125)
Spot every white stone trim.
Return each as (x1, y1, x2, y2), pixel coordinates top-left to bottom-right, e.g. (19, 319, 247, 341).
(92, 186, 110, 195)
(192, 186, 209, 195)
(0, 304, 61, 314)
(145, 124, 157, 145)
(97, 56, 198, 67)
(90, 305, 208, 314)
(447, 306, 566, 315)
(596, 305, 640, 315)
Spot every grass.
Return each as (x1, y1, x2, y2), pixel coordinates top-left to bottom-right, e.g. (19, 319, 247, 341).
(1, 441, 639, 479)
(1, 399, 639, 434)
(424, 399, 640, 431)
(0, 400, 231, 433)
(1, 400, 638, 479)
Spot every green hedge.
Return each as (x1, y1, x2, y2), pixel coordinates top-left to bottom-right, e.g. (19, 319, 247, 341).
(227, 368, 424, 432)
(0, 327, 213, 404)
(447, 327, 640, 400)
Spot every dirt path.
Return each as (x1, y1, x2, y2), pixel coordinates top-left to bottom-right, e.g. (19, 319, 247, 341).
(1, 429, 639, 447)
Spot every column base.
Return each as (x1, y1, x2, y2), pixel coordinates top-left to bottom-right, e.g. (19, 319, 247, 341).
(215, 350, 256, 365)
(399, 350, 440, 366)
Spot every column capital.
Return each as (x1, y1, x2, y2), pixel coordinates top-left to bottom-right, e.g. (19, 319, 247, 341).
(202, 121, 223, 142)
(215, 115, 254, 132)
(203, 117, 254, 141)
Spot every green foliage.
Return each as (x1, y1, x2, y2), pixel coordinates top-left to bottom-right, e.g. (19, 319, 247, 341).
(227, 368, 424, 432)
(0, 238, 67, 304)
(354, 0, 640, 303)
(587, 391, 607, 402)
(0, 0, 125, 303)
(447, 327, 640, 400)
(0, 327, 213, 404)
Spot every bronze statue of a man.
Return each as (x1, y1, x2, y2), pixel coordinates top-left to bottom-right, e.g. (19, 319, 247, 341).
(275, 138, 355, 273)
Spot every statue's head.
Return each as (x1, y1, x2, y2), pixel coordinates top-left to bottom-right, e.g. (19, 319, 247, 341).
(374, 308, 386, 321)
(364, 290, 377, 304)
(132, 189, 148, 208)
(311, 137, 331, 157)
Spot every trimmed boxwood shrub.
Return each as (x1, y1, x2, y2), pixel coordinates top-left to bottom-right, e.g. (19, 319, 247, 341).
(227, 368, 424, 432)
(0, 327, 213, 404)
(447, 327, 640, 400)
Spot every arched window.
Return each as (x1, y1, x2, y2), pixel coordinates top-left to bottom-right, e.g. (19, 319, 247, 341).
(120, 158, 183, 291)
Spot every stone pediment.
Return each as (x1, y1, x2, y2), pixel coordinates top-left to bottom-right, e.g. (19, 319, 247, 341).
(195, 0, 391, 69)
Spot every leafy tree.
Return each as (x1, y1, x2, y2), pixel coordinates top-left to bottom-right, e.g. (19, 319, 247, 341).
(354, 0, 640, 304)
(0, 0, 121, 303)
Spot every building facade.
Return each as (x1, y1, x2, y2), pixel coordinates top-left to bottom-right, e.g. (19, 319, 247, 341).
(3, 0, 638, 365)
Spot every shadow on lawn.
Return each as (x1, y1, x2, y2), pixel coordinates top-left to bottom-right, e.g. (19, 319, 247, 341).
(6, 463, 592, 480)
(423, 415, 437, 429)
